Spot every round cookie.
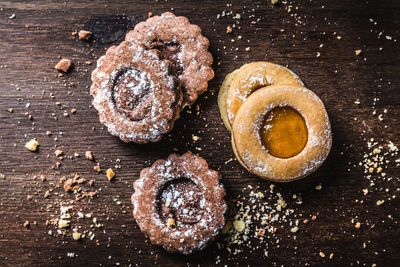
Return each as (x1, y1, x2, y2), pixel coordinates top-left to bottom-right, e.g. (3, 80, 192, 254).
(131, 151, 227, 254)
(125, 12, 214, 107)
(217, 64, 247, 132)
(232, 85, 332, 182)
(226, 62, 304, 126)
(90, 41, 182, 143)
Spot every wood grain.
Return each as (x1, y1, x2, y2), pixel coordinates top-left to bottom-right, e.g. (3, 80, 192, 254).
(0, 0, 399, 266)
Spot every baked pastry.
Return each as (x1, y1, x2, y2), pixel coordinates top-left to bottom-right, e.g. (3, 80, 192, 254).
(220, 62, 303, 130)
(217, 66, 245, 132)
(131, 152, 227, 254)
(90, 41, 182, 143)
(125, 12, 214, 106)
(232, 85, 332, 182)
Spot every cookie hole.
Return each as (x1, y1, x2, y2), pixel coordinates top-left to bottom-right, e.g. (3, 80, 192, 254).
(148, 39, 183, 76)
(112, 68, 154, 121)
(157, 178, 204, 226)
(260, 106, 308, 158)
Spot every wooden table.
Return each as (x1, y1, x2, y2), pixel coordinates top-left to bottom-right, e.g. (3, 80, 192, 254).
(0, 0, 399, 266)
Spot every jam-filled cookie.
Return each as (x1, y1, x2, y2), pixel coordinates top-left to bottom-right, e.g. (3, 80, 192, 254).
(90, 41, 182, 143)
(232, 85, 332, 182)
(125, 12, 214, 106)
(223, 62, 303, 129)
(131, 152, 227, 254)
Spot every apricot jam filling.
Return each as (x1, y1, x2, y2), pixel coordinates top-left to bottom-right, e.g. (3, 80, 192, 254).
(260, 106, 308, 158)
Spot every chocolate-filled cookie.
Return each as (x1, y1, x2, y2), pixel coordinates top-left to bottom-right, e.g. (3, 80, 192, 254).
(131, 152, 227, 254)
(125, 12, 214, 107)
(90, 41, 182, 143)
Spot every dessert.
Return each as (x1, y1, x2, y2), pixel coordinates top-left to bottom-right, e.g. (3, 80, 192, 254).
(90, 41, 182, 143)
(232, 85, 332, 182)
(125, 12, 214, 106)
(131, 151, 227, 254)
(219, 62, 303, 130)
(217, 65, 246, 132)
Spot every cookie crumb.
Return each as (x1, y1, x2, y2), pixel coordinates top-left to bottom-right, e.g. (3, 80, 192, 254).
(355, 49, 362, 56)
(55, 150, 63, 157)
(148, 12, 153, 18)
(376, 200, 385, 206)
(245, 47, 251, 52)
(234, 13, 241, 20)
(23, 220, 30, 228)
(85, 151, 94, 160)
(93, 164, 101, 173)
(257, 228, 265, 236)
(58, 219, 70, 229)
(71, 108, 76, 114)
(226, 26, 233, 34)
(8, 108, 13, 113)
(78, 30, 92, 40)
(106, 168, 115, 181)
(355, 222, 361, 229)
(315, 184, 322, 190)
(72, 232, 82, 240)
(319, 251, 325, 258)
(25, 139, 39, 151)
(233, 219, 245, 232)
(55, 59, 72, 73)
(63, 179, 74, 192)
(271, 0, 278, 5)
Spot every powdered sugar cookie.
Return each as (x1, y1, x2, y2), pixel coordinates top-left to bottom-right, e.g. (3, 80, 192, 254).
(131, 151, 227, 254)
(232, 85, 332, 182)
(217, 64, 247, 132)
(226, 62, 304, 126)
(90, 41, 182, 143)
(125, 12, 214, 107)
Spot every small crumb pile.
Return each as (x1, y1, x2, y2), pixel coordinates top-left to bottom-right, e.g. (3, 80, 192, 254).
(218, 184, 302, 257)
(360, 138, 399, 193)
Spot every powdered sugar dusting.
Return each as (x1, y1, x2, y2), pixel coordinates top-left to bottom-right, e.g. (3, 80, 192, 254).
(125, 12, 214, 106)
(90, 41, 181, 143)
(132, 152, 227, 254)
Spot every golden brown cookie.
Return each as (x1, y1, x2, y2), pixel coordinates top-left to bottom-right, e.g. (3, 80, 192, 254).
(217, 65, 246, 132)
(226, 62, 303, 127)
(125, 12, 214, 107)
(90, 41, 182, 143)
(131, 152, 227, 254)
(232, 85, 332, 182)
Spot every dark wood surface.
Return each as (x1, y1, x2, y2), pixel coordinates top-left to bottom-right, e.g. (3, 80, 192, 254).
(0, 0, 399, 266)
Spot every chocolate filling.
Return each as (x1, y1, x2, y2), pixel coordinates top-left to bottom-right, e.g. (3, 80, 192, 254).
(112, 68, 154, 121)
(149, 40, 183, 77)
(157, 178, 204, 225)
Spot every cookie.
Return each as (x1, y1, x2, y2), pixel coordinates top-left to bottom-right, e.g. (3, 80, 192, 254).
(125, 12, 214, 106)
(225, 62, 303, 127)
(90, 41, 182, 143)
(131, 151, 227, 254)
(217, 65, 246, 132)
(232, 85, 332, 182)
